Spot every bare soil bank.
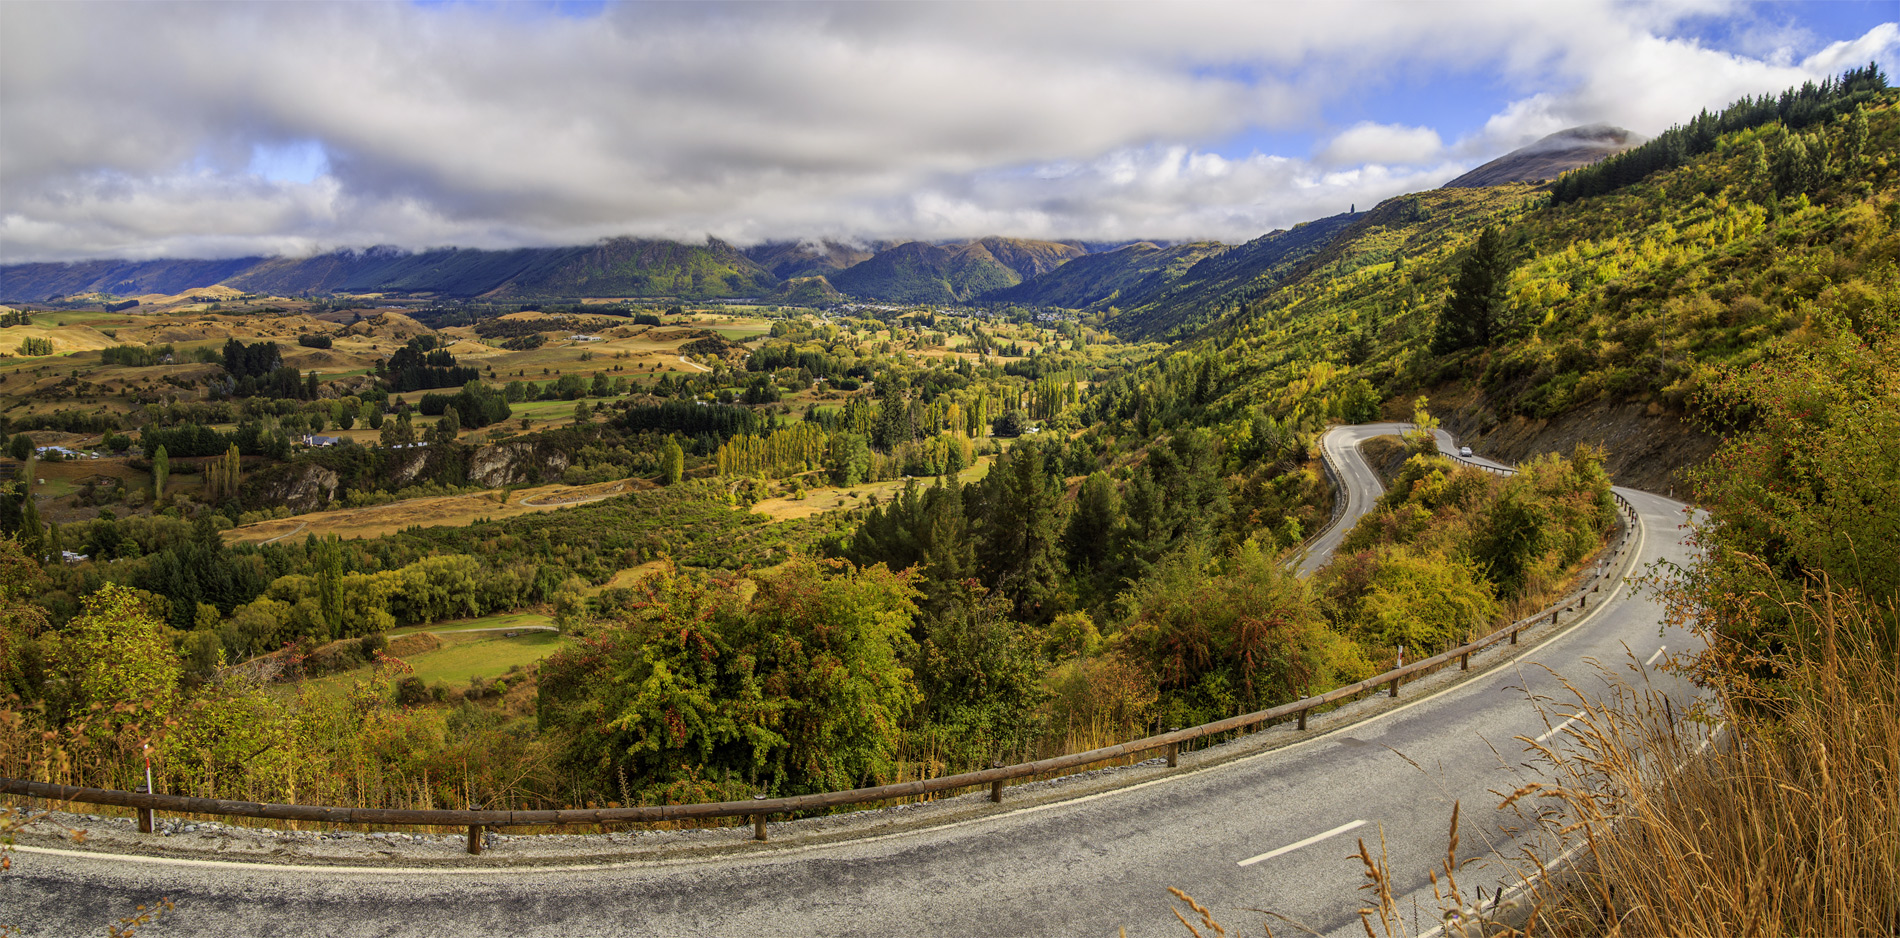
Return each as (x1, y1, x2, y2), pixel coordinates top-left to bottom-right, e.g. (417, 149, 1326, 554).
(1432, 388, 1718, 496)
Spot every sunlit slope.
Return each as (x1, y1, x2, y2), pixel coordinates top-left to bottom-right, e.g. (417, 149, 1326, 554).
(1092, 88, 1895, 488)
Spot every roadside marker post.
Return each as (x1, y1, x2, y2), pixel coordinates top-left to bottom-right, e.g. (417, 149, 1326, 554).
(138, 744, 155, 834)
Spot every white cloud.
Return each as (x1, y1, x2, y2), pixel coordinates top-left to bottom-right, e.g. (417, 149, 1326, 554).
(1320, 123, 1446, 167)
(0, 2, 1893, 262)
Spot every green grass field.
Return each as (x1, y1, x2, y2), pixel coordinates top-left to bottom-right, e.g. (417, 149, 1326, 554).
(405, 631, 565, 687)
(707, 324, 771, 340)
(301, 628, 564, 697)
(389, 610, 555, 637)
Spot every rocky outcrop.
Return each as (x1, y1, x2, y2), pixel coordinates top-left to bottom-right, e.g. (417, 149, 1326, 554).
(469, 441, 569, 488)
(387, 450, 431, 488)
(255, 463, 339, 513)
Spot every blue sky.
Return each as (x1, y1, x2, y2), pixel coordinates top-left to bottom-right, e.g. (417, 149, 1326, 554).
(2, 1, 1895, 261)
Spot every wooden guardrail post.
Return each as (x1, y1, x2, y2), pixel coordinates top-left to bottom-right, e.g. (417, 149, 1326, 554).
(1166, 731, 1180, 767)
(1510, 627, 1519, 645)
(752, 793, 768, 841)
(466, 824, 483, 855)
(134, 783, 153, 834)
(1387, 676, 1400, 698)
(989, 761, 1005, 803)
(1459, 650, 1470, 671)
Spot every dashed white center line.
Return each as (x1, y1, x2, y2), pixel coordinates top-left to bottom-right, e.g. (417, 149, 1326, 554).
(1237, 819, 1367, 867)
(1535, 714, 1582, 745)
(1645, 645, 1667, 668)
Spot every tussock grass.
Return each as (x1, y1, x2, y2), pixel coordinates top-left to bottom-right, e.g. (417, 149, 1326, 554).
(1172, 579, 1899, 937)
(1510, 580, 1900, 936)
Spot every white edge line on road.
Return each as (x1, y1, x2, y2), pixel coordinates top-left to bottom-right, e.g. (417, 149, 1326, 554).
(12, 450, 1663, 879)
(1237, 820, 1366, 867)
(1533, 715, 1582, 746)
(1645, 645, 1667, 668)
(1414, 721, 1729, 938)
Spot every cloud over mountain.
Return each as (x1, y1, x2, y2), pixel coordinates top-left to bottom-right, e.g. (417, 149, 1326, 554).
(1, 2, 1893, 262)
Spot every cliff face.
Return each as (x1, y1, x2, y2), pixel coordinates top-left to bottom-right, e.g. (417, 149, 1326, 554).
(469, 441, 569, 488)
(255, 463, 341, 513)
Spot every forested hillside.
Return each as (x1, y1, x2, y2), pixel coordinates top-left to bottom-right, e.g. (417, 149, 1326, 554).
(1091, 211, 1361, 340)
(1103, 66, 1895, 489)
(1, 238, 780, 301)
(829, 238, 1087, 304)
(981, 240, 1225, 310)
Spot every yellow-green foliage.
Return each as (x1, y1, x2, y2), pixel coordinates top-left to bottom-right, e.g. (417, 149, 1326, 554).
(1115, 540, 1373, 726)
(1188, 95, 1899, 424)
(1322, 446, 1612, 652)
(45, 584, 180, 727)
(1349, 548, 1498, 654)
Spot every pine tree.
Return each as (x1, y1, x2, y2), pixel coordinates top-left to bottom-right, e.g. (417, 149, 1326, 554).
(974, 445, 1068, 622)
(1430, 226, 1514, 355)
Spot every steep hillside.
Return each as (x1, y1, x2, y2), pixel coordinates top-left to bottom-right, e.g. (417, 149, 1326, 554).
(1441, 124, 1641, 188)
(827, 239, 1070, 303)
(1090, 74, 1897, 491)
(1103, 211, 1360, 340)
(970, 237, 1086, 279)
(3, 238, 779, 301)
(981, 240, 1225, 309)
(744, 240, 885, 280)
(0, 256, 268, 301)
(488, 237, 777, 298)
(767, 275, 844, 305)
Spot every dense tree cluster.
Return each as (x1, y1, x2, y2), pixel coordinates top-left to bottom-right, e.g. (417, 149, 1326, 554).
(380, 336, 479, 392)
(1552, 62, 1886, 205)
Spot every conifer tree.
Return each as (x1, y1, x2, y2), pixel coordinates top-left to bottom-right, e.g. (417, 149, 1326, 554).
(1430, 226, 1514, 355)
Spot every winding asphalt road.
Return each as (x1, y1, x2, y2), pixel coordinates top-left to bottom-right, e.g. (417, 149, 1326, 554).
(2, 425, 1701, 937)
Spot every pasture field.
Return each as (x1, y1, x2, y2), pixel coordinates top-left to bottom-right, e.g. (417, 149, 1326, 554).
(301, 629, 565, 697)
(390, 610, 556, 637)
(222, 476, 638, 544)
(20, 309, 148, 328)
(21, 457, 153, 500)
(749, 457, 994, 522)
(404, 630, 565, 686)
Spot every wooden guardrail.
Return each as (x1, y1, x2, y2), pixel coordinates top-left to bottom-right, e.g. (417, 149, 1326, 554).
(0, 448, 1643, 857)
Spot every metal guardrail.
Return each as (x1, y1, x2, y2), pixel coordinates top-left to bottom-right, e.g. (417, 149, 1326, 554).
(0, 446, 1643, 857)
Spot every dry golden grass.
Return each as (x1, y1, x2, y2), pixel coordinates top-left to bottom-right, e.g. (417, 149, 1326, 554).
(2, 323, 118, 354)
(1171, 578, 1899, 938)
(749, 458, 994, 522)
(1508, 581, 1900, 936)
(222, 477, 636, 544)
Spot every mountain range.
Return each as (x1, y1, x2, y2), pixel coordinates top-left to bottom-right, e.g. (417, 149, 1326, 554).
(2, 125, 1639, 338)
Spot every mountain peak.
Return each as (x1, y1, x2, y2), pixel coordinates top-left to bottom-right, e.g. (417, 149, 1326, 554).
(1441, 124, 1643, 189)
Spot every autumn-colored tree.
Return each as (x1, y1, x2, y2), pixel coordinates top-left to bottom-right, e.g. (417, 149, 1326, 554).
(46, 583, 180, 726)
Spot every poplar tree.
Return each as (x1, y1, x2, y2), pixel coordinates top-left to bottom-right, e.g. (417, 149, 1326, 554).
(152, 446, 169, 501)
(661, 438, 684, 485)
